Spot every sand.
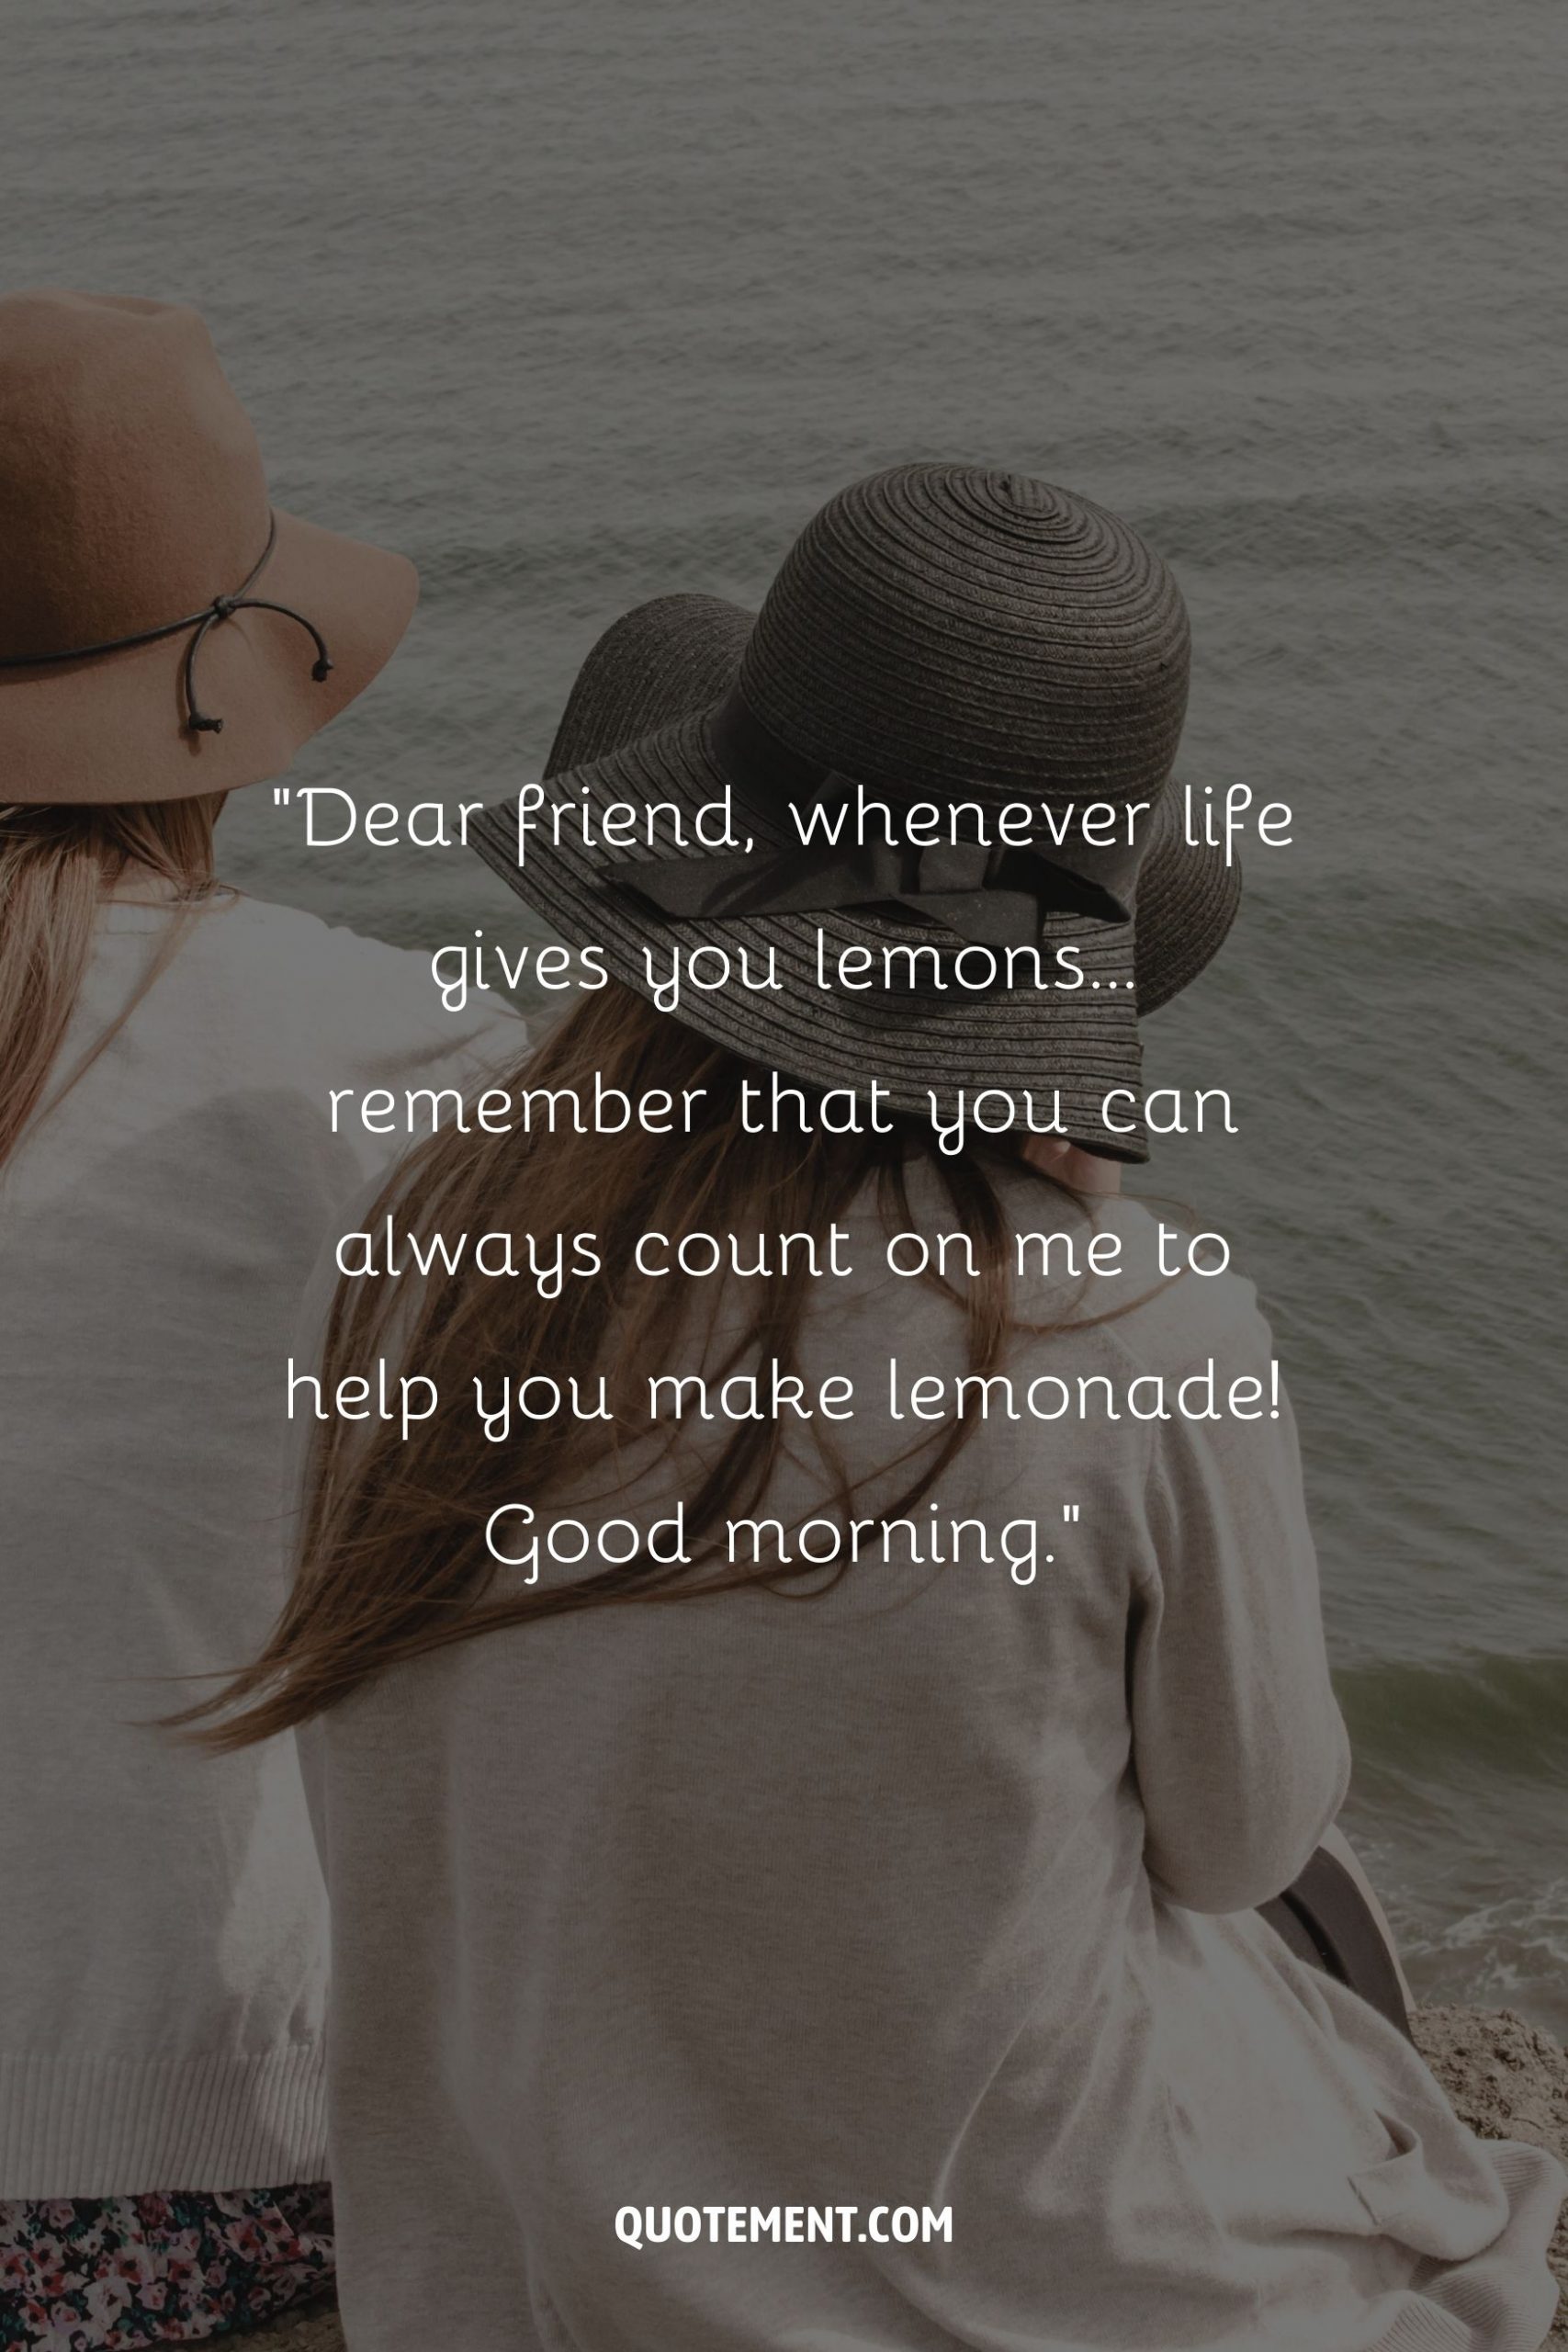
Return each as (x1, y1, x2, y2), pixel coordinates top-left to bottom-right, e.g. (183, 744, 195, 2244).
(243, 2006, 1568, 2350)
(243, 2301, 345, 2350)
(1413, 2005, 1568, 2348)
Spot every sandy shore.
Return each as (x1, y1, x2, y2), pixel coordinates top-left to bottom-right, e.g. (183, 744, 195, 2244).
(1413, 2006, 1568, 2348)
(242, 2298, 344, 2350)
(244, 2005, 1567, 2350)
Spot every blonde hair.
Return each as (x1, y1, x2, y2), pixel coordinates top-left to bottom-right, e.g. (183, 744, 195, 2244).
(0, 795, 226, 1170)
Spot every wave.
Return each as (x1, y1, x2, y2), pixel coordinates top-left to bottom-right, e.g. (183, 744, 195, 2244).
(1331, 1654, 1568, 2030)
(1336, 1651, 1568, 1786)
(1137, 482, 1567, 575)
(1396, 1878, 1568, 2037)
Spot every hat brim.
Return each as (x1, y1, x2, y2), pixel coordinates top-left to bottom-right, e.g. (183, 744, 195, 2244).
(472, 594, 1242, 1160)
(0, 506, 417, 804)
(539, 592, 1241, 1027)
(1132, 787, 1242, 1015)
(473, 706, 1156, 1159)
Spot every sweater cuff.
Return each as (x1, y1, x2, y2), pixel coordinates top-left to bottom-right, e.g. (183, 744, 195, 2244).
(0, 2043, 326, 2199)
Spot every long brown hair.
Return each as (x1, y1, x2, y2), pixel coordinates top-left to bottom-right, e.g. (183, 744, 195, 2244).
(0, 795, 226, 1170)
(192, 981, 1118, 1749)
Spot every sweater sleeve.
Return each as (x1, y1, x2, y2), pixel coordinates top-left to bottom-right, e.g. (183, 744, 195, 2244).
(1125, 1290, 1350, 1915)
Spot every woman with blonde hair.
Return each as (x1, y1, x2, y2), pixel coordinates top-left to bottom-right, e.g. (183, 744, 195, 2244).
(0, 291, 518, 2346)
(211, 468, 1560, 2349)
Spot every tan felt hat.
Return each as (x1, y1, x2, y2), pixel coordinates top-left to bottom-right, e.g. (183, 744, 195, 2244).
(0, 289, 417, 804)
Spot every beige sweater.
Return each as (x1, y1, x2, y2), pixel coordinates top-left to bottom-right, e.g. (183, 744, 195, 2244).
(299, 1180, 1562, 2350)
(0, 891, 521, 2198)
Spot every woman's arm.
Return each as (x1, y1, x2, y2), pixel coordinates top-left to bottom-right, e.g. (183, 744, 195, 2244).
(1126, 1302, 1350, 1916)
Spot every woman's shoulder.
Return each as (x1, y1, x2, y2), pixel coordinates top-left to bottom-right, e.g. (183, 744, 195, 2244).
(993, 1177, 1272, 1378)
(177, 893, 522, 1073)
(118, 893, 522, 1189)
(201, 892, 436, 998)
(1106, 1196, 1269, 1362)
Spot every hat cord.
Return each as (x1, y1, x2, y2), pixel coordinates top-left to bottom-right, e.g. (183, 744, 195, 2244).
(0, 511, 334, 735)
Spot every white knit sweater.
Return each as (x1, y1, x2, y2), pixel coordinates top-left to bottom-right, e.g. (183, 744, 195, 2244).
(0, 890, 521, 2198)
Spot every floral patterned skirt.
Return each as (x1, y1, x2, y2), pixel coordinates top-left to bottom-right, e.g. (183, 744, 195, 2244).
(0, 2185, 333, 2348)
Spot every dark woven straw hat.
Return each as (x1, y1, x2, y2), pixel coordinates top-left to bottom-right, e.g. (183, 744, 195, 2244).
(472, 464, 1240, 1160)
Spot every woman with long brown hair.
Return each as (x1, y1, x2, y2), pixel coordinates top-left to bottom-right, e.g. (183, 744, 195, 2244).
(208, 471, 1560, 2350)
(0, 292, 518, 2346)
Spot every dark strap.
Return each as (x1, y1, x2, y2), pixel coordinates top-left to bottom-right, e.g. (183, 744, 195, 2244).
(0, 511, 333, 735)
(1258, 1847, 1414, 2042)
(603, 686, 1149, 950)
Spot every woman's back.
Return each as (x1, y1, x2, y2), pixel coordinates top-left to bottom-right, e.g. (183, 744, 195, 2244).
(242, 465, 1562, 2351)
(0, 888, 517, 2197)
(301, 1173, 1557, 2352)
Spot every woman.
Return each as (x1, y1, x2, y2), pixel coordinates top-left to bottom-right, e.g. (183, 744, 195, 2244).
(208, 467, 1561, 2349)
(0, 291, 519, 2346)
